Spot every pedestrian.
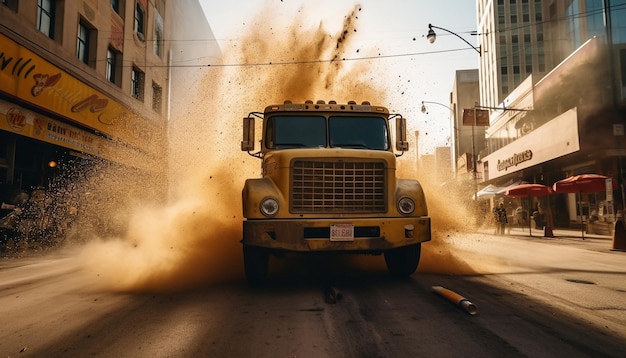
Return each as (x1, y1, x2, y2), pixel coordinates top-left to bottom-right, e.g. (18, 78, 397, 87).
(532, 202, 545, 229)
(494, 202, 508, 235)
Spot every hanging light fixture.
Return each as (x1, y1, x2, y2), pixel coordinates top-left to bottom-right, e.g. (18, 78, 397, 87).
(427, 24, 436, 44)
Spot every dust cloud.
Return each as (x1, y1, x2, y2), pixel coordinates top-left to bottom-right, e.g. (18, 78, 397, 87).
(76, 4, 478, 292)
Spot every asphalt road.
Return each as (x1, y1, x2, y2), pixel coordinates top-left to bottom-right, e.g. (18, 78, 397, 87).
(1, 230, 625, 357)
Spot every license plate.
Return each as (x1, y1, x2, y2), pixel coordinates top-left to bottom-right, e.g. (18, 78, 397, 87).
(330, 224, 354, 241)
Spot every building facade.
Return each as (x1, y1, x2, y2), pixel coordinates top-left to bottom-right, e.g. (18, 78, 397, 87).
(473, 1, 626, 231)
(450, 69, 481, 177)
(0, 0, 172, 203)
(477, 0, 551, 109)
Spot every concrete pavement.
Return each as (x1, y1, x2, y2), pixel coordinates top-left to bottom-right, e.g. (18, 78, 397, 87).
(478, 225, 626, 253)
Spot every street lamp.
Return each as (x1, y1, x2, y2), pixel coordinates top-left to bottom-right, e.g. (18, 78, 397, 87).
(427, 24, 481, 56)
(421, 100, 463, 176)
(426, 24, 482, 199)
(421, 100, 452, 114)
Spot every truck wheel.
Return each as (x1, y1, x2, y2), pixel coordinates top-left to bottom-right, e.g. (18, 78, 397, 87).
(384, 244, 421, 277)
(243, 245, 269, 285)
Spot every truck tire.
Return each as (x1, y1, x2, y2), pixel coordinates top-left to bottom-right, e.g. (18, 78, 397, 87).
(243, 245, 269, 285)
(384, 244, 421, 277)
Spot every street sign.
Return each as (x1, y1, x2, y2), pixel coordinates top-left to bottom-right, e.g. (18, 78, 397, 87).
(462, 109, 489, 126)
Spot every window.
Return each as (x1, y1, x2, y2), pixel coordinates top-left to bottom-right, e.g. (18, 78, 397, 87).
(2, 0, 18, 11)
(329, 116, 389, 150)
(131, 66, 144, 100)
(37, 0, 55, 38)
(134, 2, 145, 41)
(621, 49, 626, 100)
(154, 10, 164, 57)
(77, 21, 91, 65)
(106, 47, 122, 85)
(265, 116, 326, 149)
(264, 115, 389, 150)
(111, 0, 125, 17)
(152, 82, 162, 112)
(106, 48, 115, 82)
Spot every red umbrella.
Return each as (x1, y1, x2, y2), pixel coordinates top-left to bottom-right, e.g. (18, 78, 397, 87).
(552, 174, 616, 193)
(552, 174, 616, 239)
(505, 184, 553, 236)
(506, 183, 553, 198)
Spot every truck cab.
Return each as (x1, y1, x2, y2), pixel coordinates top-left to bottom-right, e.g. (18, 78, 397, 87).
(241, 100, 431, 284)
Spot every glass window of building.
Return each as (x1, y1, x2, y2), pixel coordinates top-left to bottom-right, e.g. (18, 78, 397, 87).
(154, 10, 164, 58)
(106, 47, 119, 84)
(37, 0, 55, 38)
(134, 2, 145, 41)
(131, 66, 144, 101)
(77, 21, 91, 65)
(611, 1, 626, 43)
(152, 82, 162, 113)
(1, 0, 18, 11)
(619, 49, 626, 101)
(111, 0, 119, 13)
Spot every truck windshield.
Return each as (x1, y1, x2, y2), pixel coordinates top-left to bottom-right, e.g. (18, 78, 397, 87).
(265, 115, 389, 150)
(265, 115, 326, 149)
(329, 116, 389, 150)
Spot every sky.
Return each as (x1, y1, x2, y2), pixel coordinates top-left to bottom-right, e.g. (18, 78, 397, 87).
(198, 0, 479, 155)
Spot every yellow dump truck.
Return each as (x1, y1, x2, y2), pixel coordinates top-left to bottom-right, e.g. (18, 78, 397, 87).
(241, 100, 431, 284)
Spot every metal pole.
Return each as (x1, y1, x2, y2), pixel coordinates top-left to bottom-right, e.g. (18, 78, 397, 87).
(472, 108, 478, 202)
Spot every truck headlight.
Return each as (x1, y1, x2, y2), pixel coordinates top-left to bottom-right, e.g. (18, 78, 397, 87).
(397, 196, 415, 215)
(260, 197, 279, 217)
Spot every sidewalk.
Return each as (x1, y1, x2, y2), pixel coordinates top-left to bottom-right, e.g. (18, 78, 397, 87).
(478, 225, 619, 252)
(504, 226, 613, 241)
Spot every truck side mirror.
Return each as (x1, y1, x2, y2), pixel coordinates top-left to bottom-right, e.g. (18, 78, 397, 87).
(395, 116, 409, 151)
(241, 117, 255, 151)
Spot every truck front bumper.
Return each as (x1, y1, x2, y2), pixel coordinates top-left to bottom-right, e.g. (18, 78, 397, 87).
(242, 217, 431, 252)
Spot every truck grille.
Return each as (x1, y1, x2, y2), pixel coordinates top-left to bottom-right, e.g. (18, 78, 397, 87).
(291, 160, 387, 213)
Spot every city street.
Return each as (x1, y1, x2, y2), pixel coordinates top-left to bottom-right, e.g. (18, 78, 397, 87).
(2, 2, 626, 357)
(1, 230, 625, 357)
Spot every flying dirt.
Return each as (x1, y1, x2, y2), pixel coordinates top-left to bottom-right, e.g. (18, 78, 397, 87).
(74, 4, 478, 292)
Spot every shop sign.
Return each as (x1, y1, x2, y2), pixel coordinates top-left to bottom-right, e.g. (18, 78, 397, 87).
(0, 102, 104, 157)
(0, 32, 154, 149)
(462, 108, 490, 126)
(497, 150, 533, 172)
